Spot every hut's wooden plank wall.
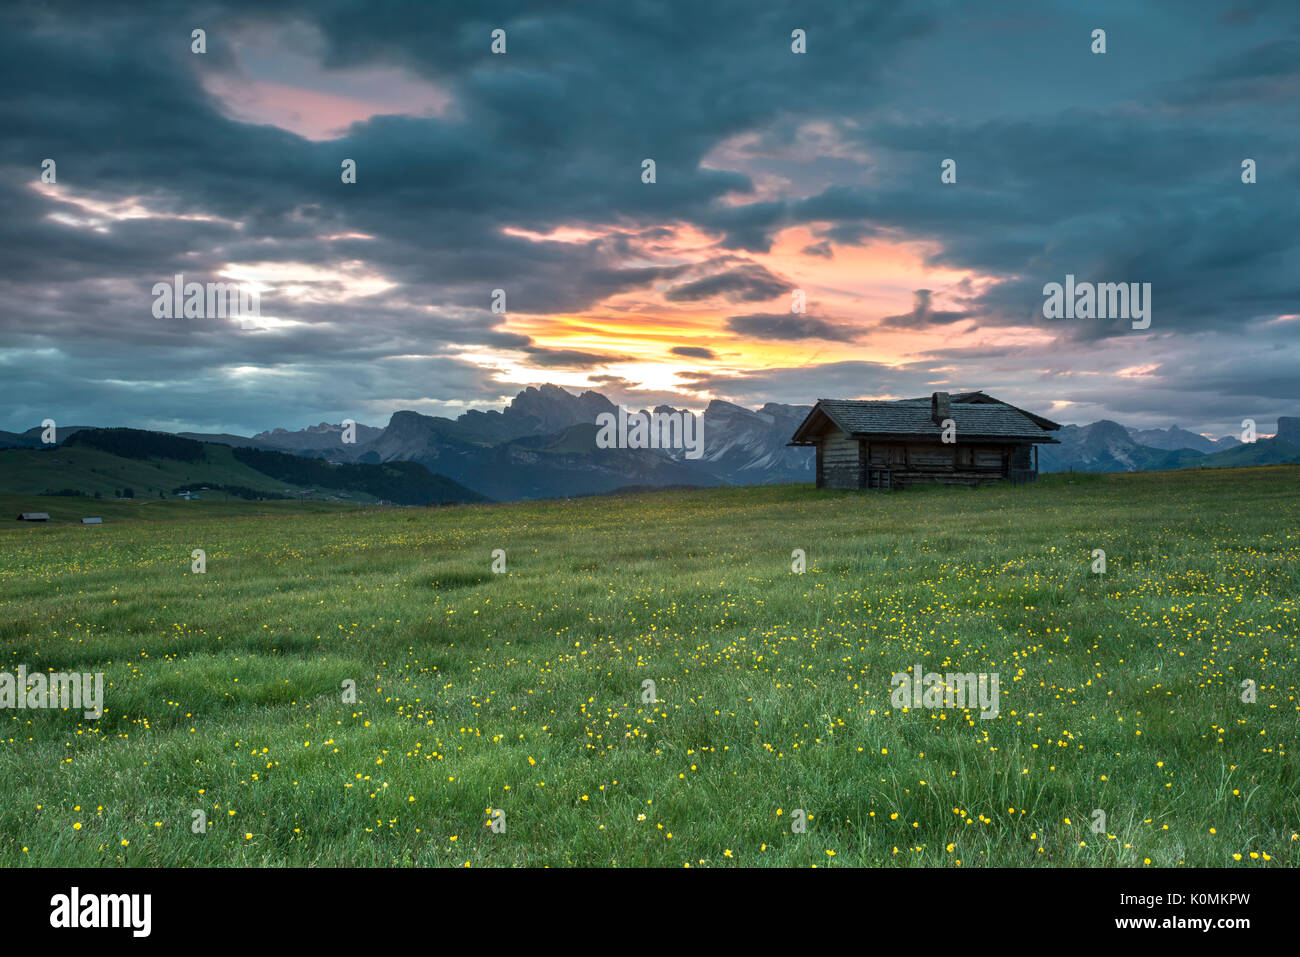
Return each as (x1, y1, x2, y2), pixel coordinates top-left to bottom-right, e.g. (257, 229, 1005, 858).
(815, 437, 1036, 489)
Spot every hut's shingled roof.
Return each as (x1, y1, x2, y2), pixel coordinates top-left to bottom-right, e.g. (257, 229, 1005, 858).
(790, 394, 1061, 444)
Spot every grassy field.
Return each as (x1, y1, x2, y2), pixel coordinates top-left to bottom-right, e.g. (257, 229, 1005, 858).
(0, 467, 1296, 867)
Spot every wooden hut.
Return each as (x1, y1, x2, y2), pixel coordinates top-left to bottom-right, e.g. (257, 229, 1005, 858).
(789, 391, 1061, 490)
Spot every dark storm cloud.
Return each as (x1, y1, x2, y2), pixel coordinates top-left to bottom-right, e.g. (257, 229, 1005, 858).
(880, 289, 976, 328)
(673, 360, 950, 405)
(520, 345, 632, 369)
(725, 313, 861, 342)
(0, 0, 1297, 434)
(2, 0, 937, 435)
(670, 346, 717, 360)
(663, 264, 791, 303)
(773, 105, 1300, 345)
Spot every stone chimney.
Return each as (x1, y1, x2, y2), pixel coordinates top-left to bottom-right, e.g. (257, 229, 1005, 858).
(931, 391, 951, 425)
(1277, 417, 1300, 446)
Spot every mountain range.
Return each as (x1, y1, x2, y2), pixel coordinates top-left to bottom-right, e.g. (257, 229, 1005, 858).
(339, 387, 814, 500)
(3, 385, 1298, 502)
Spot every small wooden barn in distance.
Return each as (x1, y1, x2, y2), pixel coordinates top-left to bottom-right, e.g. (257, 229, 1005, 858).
(789, 391, 1061, 490)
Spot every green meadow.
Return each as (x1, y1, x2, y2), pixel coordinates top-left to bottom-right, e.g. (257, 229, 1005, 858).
(0, 467, 1296, 867)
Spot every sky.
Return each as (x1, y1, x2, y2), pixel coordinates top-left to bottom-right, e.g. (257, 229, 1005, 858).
(2, 0, 1297, 438)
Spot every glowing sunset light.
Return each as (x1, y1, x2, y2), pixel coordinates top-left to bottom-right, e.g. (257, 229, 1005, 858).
(197, 22, 453, 141)
(220, 261, 397, 302)
(496, 221, 1016, 380)
(1115, 364, 1161, 378)
(502, 226, 610, 244)
(6, 2, 1293, 441)
(33, 183, 241, 228)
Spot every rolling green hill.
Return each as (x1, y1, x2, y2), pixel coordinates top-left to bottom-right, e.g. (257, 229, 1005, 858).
(1195, 436, 1300, 469)
(0, 428, 486, 506)
(0, 443, 291, 500)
